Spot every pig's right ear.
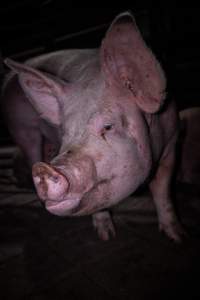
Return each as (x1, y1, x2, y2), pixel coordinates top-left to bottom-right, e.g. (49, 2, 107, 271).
(4, 58, 65, 126)
(101, 12, 166, 114)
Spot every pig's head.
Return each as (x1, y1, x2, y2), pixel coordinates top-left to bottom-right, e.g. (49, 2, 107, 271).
(5, 12, 166, 216)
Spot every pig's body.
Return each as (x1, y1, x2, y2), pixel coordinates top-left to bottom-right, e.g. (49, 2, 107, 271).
(178, 107, 200, 185)
(1, 12, 184, 241)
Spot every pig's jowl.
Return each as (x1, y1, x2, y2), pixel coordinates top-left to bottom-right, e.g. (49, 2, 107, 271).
(1, 12, 185, 241)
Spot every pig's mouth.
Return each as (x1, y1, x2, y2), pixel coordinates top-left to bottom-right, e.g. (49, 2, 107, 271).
(45, 197, 81, 215)
(44, 177, 113, 216)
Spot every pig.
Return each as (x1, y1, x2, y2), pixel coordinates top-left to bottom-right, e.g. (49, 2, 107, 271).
(1, 12, 185, 242)
(178, 107, 200, 185)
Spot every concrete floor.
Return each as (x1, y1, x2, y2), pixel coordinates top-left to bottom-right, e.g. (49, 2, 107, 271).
(0, 168, 200, 300)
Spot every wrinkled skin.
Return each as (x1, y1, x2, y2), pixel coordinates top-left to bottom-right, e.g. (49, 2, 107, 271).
(1, 12, 185, 242)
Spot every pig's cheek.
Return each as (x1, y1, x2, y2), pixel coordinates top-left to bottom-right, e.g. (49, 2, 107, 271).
(94, 154, 113, 181)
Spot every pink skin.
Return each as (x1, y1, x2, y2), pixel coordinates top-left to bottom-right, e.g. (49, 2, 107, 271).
(2, 12, 185, 242)
(1, 76, 60, 167)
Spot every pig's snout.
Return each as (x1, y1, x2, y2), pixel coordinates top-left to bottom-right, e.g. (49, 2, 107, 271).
(32, 155, 97, 216)
(32, 162, 69, 202)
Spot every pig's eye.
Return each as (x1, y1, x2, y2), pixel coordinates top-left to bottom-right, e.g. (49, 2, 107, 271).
(104, 124, 113, 131)
(101, 123, 114, 140)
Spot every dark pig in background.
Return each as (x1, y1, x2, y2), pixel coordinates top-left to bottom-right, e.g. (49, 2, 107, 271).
(178, 108, 200, 186)
(1, 12, 186, 241)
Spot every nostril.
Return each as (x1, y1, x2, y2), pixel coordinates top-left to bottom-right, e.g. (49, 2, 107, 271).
(52, 175, 59, 183)
(32, 162, 70, 201)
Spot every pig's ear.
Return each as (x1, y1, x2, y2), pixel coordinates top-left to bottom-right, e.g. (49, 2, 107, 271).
(4, 58, 64, 126)
(101, 12, 166, 113)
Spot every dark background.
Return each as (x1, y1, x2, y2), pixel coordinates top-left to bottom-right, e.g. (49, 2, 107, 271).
(0, 3, 200, 299)
(0, 1, 200, 144)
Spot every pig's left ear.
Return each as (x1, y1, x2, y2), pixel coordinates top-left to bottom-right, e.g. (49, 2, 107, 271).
(4, 58, 65, 126)
(101, 12, 166, 113)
